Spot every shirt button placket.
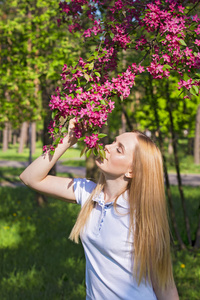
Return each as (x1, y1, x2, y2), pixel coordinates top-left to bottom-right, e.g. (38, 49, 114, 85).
(97, 200, 105, 232)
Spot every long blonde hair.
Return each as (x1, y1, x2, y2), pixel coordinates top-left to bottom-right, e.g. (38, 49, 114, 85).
(69, 130, 174, 290)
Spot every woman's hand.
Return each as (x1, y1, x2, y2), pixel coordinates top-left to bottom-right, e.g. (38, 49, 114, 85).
(65, 118, 87, 147)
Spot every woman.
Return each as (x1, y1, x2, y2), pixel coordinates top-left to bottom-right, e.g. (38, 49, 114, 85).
(20, 120, 179, 300)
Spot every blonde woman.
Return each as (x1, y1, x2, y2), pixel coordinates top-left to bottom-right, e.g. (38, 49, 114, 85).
(20, 120, 179, 300)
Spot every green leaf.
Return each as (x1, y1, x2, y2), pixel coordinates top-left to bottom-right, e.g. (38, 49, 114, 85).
(51, 110, 58, 119)
(61, 127, 67, 133)
(54, 137, 60, 145)
(88, 62, 94, 70)
(100, 99, 106, 105)
(93, 148, 98, 156)
(78, 136, 86, 142)
(189, 87, 197, 96)
(179, 39, 187, 46)
(98, 133, 107, 139)
(190, 86, 199, 96)
(75, 89, 82, 94)
(86, 148, 92, 158)
(162, 64, 172, 70)
(110, 32, 114, 39)
(50, 150, 55, 156)
(99, 149, 106, 159)
(71, 69, 77, 74)
(54, 127, 59, 134)
(80, 145, 87, 157)
(93, 51, 99, 58)
(94, 72, 101, 77)
(84, 73, 90, 82)
(87, 56, 95, 62)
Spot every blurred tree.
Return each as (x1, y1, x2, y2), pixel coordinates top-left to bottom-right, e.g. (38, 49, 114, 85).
(0, 0, 81, 205)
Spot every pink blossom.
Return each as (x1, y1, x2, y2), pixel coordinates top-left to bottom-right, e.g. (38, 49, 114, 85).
(195, 39, 200, 46)
(84, 134, 99, 148)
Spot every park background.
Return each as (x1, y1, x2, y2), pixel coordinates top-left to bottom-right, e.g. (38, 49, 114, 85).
(0, 1, 200, 299)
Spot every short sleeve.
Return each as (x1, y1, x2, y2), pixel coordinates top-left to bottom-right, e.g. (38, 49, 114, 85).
(73, 178, 96, 207)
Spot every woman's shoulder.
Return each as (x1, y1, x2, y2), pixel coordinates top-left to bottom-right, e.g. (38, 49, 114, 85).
(74, 178, 97, 195)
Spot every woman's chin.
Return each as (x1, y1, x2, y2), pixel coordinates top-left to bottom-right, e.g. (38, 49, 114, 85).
(95, 156, 105, 167)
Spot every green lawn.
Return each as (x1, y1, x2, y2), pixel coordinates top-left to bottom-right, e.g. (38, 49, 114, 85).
(0, 187, 85, 300)
(0, 186, 200, 300)
(165, 139, 200, 174)
(0, 142, 83, 162)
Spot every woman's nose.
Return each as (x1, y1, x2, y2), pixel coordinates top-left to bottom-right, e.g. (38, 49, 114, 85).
(104, 144, 111, 153)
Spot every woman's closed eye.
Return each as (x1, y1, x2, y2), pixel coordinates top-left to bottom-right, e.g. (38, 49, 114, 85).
(116, 147, 122, 153)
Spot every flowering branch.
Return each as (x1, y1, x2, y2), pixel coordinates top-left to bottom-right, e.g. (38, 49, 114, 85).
(45, 0, 200, 157)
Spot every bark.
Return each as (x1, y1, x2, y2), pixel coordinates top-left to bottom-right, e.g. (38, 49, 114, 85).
(187, 137, 194, 155)
(149, 76, 185, 249)
(166, 81, 192, 246)
(13, 133, 17, 145)
(194, 209, 200, 249)
(194, 105, 200, 165)
(35, 192, 48, 207)
(8, 123, 12, 143)
(2, 122, 9, 152)
(41, 80, 57, 178)
(168, 138, 173, 155)
(86, 124, 109, 183)
(31, 122, 36, 154)
(18, 122, 28, 153)
(119, 112, 126, 134)
(86, 153, 100, 183)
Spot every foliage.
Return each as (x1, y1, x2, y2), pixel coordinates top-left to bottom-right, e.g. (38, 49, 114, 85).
(0, 0, 80, 128)
(46, 0, 200, 157)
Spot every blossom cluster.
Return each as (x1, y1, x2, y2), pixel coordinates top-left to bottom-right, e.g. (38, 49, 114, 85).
(58, 0, 200, 93)
(46, 0, 200, 156)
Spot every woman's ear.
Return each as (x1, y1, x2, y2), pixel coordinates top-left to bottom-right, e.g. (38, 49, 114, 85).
(125, 170, 133, 178)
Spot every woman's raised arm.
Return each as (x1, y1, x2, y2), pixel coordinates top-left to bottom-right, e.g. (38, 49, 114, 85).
(19, 120, 79, 203)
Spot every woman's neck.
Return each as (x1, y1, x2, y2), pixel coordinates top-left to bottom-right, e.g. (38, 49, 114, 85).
(103, 177, 128, 203)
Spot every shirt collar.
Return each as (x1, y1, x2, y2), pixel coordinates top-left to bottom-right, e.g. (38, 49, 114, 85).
(92, 190, 129, 209)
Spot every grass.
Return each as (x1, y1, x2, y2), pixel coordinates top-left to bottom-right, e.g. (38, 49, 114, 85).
(165, 139, 200, 174)
(0, 142, 83, 162)
(0, 186, 200, 300)
(0, 187, 85, 300)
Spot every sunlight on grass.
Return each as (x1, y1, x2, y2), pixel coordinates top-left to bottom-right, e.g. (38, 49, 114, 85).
(0, 142, 83, 162)
(0, 221, 21, 248)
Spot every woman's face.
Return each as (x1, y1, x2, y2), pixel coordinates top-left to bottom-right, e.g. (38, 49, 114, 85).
(96, 132, 137, 179)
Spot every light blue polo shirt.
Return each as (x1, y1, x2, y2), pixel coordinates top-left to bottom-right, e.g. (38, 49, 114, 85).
(74, 178, 157, 300)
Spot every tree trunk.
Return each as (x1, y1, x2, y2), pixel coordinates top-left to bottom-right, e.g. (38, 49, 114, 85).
(166, 81, 192, 246)
(119, 112, 126, 134)
(13, 132, 17, 145)
(194, 206, 200, 248)
(18, 122, 28, 153)
(187, 137, 194, 155)
(31, 121, 36, 154)
(168, 138, 173, 155)
(86, 153, 100, 183)
(2, 122, 9, 152)
(86, 124, 109, 183)
(8, 123, 12, 143)
(194, 105, 200, 165)
(149, 76, 185, 249)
